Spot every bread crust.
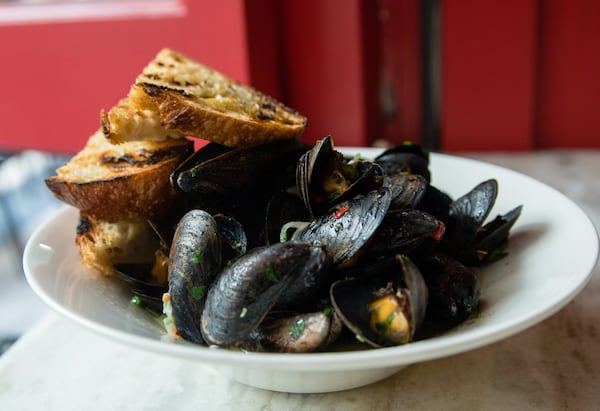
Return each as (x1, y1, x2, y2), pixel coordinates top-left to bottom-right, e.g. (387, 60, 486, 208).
(102, 48, 307, 147)
(45, 130, 193, 221)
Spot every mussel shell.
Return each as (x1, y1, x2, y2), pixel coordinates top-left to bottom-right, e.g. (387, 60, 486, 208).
(263, 190, 310, 245)
(275, 244, 332, 310)
(168, 209, 223, 344)
(374, 143, 431, 182)
(174, 138, 306, 200)
(384, 173, 428, 210)
(213, 214, 247, 261)
(416, 252, 480, 325)
(330, 255, 428, 347)
(113, 262, 166, 312)
(446, 179, 498, 249)
(291, 188, 392, 268)
(200, 241, 317, 347)
(362, 208, 445, 263)
(296, 135, 384, 217)
(415, 184, 453, 224)
(460, 204, 523, 266)
(170, 142, 232, 188)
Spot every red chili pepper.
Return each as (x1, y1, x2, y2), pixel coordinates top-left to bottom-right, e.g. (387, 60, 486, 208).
(432, 223, 445, 241)
(334, 206, 350, 219)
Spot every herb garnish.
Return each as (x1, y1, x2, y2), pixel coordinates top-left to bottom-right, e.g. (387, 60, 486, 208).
(266, 263, 278, 282)
(190, 249, 204, 264)
(289, 318, 305, 340)
(190, 285, 207, 300)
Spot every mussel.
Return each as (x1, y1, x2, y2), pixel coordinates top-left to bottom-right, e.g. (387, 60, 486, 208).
(416, 252, 480, 325)
(288, 188, 392, 268)
(374, 142, 431, 182)
(242, 309, 343, 353)
(441, 179, 523, 266)
(166, 209, 223, 344)
(296, 135, 384, 218)
(200, 241, 326, 347)
(362, 208, 445, 263)
(330, 255, 428, 347)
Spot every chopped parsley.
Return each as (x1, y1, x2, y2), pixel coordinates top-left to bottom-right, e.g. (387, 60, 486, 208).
(190, 249, 204, 264)
(130, 295, 143, 307)
(190, 285, 207, 301)
(375, 313, 396, 333)
(288, 318, 305, 340)
(240, 307, 248, 318)
(265, 263, 278, 282)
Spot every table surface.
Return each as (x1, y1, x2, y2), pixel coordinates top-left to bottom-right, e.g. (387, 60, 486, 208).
(1, 150, 599, 410)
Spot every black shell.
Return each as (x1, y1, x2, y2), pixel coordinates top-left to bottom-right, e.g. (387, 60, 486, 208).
(200, 241, 317, 347)
(292, 188, 392, 268)
(168, 209, 223, 344)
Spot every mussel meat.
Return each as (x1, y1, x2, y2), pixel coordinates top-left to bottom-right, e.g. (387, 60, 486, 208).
(330, 255, 428, 347)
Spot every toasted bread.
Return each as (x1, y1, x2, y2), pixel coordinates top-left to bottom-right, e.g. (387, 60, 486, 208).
(75, 213, 160, 276)
(45, 129, 193, 221)
(102, 48, 307, 147)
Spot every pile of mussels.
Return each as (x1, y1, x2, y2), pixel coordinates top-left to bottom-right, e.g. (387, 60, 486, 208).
(117, 136, 523, 352)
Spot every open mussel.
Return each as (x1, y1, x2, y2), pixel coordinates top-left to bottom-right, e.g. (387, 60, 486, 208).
(441, 179, 523, 266)
(330, 255, 428, 347)
(296, 135, 384, 218)
(374, 142, 431, 182)
(242, 309, 343, 353)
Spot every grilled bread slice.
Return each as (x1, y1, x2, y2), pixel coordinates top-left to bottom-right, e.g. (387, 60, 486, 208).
(101, 48, 307, 148)
(45, 129, 193, 221)
(75, 213, 161, 276)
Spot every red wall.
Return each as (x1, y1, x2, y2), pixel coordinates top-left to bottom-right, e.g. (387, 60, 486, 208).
(536, 0, 600, 148)
(0, 0, 262, 154)
(441, 0, 600, 150)
(2, 0, 599, 153)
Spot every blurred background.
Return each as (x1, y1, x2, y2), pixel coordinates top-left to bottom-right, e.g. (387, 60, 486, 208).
(1, 0, 599, 352)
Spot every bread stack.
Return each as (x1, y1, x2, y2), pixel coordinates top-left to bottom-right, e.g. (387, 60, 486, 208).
(45, 48, 307, 276)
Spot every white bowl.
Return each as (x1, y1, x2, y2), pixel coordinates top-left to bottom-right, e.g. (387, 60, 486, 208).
(24, 150, 599, 393)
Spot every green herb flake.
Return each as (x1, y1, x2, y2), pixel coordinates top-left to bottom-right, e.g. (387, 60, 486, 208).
(335, 222, 343, 233)
(289, 318, 305, 340)
(190, 285, 207, 301)
(323, 307, 333, 316)
(240, 307, 248, 318)
(190, 250, 204, 264)
(375, 313, 396, 333)
(190, 167, 199, 177)
(130, 295, 143, 307)
(308, 219, 317, 229)
(266, 263, 279, 282)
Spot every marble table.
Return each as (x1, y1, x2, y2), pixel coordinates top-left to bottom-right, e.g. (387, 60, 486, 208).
(1, 150, 599, 410)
